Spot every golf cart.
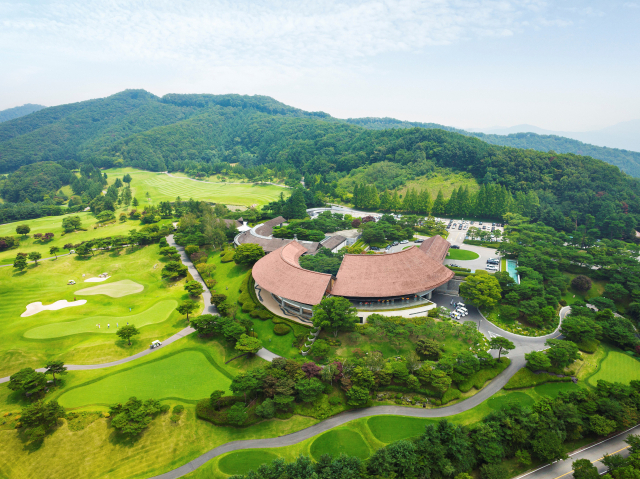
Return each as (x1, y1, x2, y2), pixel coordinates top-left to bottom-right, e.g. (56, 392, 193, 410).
(67, 280, 76, 285)
(150, 340, 162, 349)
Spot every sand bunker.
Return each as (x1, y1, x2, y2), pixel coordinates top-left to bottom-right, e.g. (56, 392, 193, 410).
(22, 300, 87, 318)
(84, 276, 111, 283)
(75, 280, 143, 298)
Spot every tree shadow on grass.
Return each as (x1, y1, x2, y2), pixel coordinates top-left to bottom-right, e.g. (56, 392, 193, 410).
(113, 338, 141, 351)
(72, 255, 93, 262)
(107, 428, 144, 448)
(4, 389, 30, 406)
(11, 270, 27, 277)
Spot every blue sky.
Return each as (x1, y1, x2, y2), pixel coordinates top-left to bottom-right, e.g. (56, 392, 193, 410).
(1, 0, 638, 130)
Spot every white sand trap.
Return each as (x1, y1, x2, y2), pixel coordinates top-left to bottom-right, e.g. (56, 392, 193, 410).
(75, 279, 144, 298)
(84, 276, 111, 283)
(22, 300, 87, 317)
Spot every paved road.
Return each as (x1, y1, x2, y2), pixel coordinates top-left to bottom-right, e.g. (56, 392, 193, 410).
(516, 425, 639, 479)
(149, 294, 570, 479)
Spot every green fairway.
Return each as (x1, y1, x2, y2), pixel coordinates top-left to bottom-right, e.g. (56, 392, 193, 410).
(218, 450, 279, 476)
(0, 209, 168, 265)
(75, 279, 144, 297)
(0, 245, 194, 377)
(589, 351, 640, 386)
(367, 416, 436, 443)
(24, 300, 177, 339)
(310, 428, 371, 460)
(103, 167, 289, 207)
(446, 249, 480, 260)
(57, 350, 231, 407)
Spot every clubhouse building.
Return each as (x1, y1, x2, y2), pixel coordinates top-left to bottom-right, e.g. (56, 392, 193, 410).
(251, 235, 454, 322)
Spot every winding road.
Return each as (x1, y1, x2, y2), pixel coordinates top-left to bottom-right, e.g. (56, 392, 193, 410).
(3, 237, 587, 479)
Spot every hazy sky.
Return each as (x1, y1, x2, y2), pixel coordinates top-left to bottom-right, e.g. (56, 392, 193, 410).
(1, 0, 638, 131)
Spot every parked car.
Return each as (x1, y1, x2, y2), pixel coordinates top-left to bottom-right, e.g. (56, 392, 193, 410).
(415, 238, 424, 243)
(451, 245, 460, 249)
(400, 240, 408, 244)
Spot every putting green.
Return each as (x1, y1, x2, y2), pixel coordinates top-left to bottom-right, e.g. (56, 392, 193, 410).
(367, 416, 436, 443)
(310, 429, 370, 460)
(75, 280, 144, 298)
(24, 300, 177, 339)
(487, 391, 534, 409)
(218, 451, 279, 476)
(58, 350, 231, 407)
(589, 351, 640, 386)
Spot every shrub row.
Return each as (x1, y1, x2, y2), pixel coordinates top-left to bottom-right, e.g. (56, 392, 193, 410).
(221, 249, 235, 263)
(503, 368, 572, 390)
(457, 358, 510, 393)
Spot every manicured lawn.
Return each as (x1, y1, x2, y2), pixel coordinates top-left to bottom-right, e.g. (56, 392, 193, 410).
(104, 167, 289, 207)
(310, 428, 371, 460)
(560, 272, 607, 305)
(57, 350, 231, 407)
(24, 300, 178, 339)
(75, 279, 144, 297)
(0, 245, 195, 377)
(446, 249, 479, 261)
(588, 351, 640, 386)
(533, 382, 581, 398)
(487, 391, 534, 410)
(218, 450, 279, 476)
(367, 416, 436, 443)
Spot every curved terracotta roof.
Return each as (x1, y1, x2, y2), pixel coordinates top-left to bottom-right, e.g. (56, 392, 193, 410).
(419, 235, 451, 262)
(252, 241, 332, 306)
(331, 246, 454, 298)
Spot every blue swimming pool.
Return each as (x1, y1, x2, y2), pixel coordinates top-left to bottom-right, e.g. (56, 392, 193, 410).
(506, 259, 520, 284)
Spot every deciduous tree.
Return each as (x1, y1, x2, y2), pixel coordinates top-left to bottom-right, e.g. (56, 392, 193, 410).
(312, 296, 358, 338)
(116, 325, 140, 346)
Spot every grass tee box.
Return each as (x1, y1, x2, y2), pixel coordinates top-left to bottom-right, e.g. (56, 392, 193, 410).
(103, 167, 289, 207)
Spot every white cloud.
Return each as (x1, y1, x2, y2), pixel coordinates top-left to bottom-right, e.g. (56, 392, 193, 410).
(0, 0, 569, 71)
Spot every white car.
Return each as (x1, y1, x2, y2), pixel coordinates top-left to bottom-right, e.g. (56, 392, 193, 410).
(400, 240, 408, 244)
(150, 340, 162, 349)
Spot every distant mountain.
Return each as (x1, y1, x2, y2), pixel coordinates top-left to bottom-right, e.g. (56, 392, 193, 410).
(346, 117, 640, 178)
(469, 119, 640, 153)
(0, 103, 46, 123)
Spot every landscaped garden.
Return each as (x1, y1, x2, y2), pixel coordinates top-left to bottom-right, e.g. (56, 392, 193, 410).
(446, 249, 479, 260)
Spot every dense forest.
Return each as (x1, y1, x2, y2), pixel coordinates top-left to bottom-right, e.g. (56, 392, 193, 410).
(0, 90, 639, 240)
(347, 117, 640, 178)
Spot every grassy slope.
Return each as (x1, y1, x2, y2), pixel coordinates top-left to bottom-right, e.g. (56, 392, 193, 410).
(104, 167, 289, 207)
(589, 350, 640, 386)
(0, 209, 163, 265)
(560, 272, 607, 305)
(399, 169, 480, 198)
(0, 244, 198, 376)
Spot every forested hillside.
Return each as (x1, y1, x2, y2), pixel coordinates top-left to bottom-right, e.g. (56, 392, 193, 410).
(0, 103, 45, 123)
(346, 118, 640, 178)
(0, 89, 639, 240)
(346, 117, 640, 178)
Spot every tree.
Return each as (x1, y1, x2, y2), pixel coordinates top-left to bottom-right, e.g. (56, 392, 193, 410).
(312, 296, 358, 337)
(489, 337, 515, 359)
(571, 275, 592, 292)
(49, 246, 60, 259)
(109, 397, 161, 436)
(405, 351, 421, 373)
(481, 463, 509, 479)
(525, 351, 552, 371)
(255, 398, 276, 419)
(13, 253, 27, 271)
(589, 414, 617, 436)
(123, 173, 132, 184)
(209, 390, 224, 410)
(44, 360, 67, 385)
(561, 316, 600, 344)
(132, 197, 139, 207)
(75, 243, 93, 257)
(295, 377, 325, 402)
(459, 270, 502, 310)
(177, 300, 198, 320)
(184, 280, 204, 297)
(233, 244, 265, 265)
(604, 283, 629, 302)
(573, 459, 600, 479)
(416, 338, 443, 359)
(545, 339, 580, 369)
(346, 385, 370, 407)
(116, 325, 140, 346)
(16, 224, 30, 236)
(8, 368, 47, 398)
(20, 399, 65, 442)
(301, 362, 322, 378)
(235, 334, 262, 355)
(283, 186, 307, 219)
(162, 261, 188, 279)
(310, 339, 330, 360)
(226, 403, 248, 426)
(28, 251, 42, 266)
(62, 215, 82, 232)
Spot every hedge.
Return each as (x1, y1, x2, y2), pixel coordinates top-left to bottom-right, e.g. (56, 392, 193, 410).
(578, 338, 600, 354)
(221, 250, 235, 263)
(457, 358, 510, 393)
(504, 368, 571, 390)
(273, 323, 291, 335)
(441, 388, 462, 405)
